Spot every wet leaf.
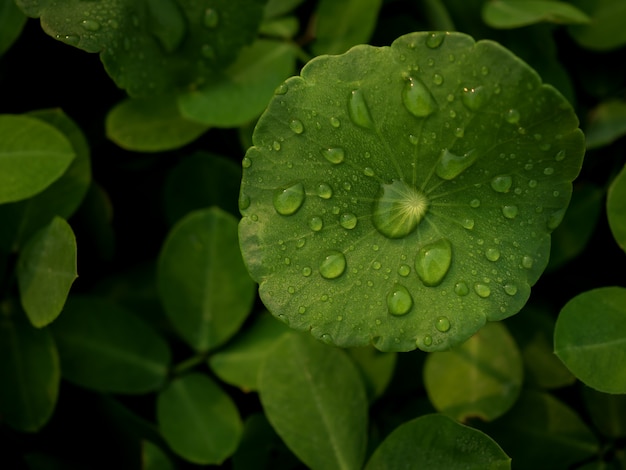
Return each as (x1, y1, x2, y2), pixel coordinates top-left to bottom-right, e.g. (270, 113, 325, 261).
(607, 163, 626, 253)
(482, 0, 590, 29)
(239, 31, 585, 352)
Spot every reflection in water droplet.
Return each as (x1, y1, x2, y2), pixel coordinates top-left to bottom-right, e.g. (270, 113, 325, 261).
(339, 213, 358, 229)
(273, 183, 305, 215)
(309, 217, 323, 231)
(204, 8, 219, 28)
(505, 109, 521, 124)
(486, 248, 501, 262)
(302, 267, 312, 277)
(242, 157, 251, 168)
(316, 183, 333, 199)
(275, 83, 288, 95)
(474, 283, 491, 298)
(387, 284, 413, 316)
(491, 175, 513, 193)
(290, 119, 304, 134)
(398, 264, 411, 277)
(373, 180, 429, 239)
(319, 251, 346, 279)
(462, 86, 487, 111)
(423, 335, 433, 346)
(435, 316, 451, 332)
(436, 149, 477, 180)
(426, 32, 445, 48)
(402, 76, 438, 118)
(462, 218, 474, 230)
(330, 117, 341, 128)
(348, 89, 375, 129)
(415, 238, 452, 287)
(323, 147, 345, 164)
(454, 281, 469, 296)
(504, 283, 518, 296)
(502, 205, 519, 219)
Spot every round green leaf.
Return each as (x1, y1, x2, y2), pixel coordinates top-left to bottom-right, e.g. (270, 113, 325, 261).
(259, 332, 368, 470)
(554, 286, 626, 393)
(239, 31, 585, 352)
(482, 0, 590, 29)
(365, 414, 511, 470)
(51, 296, 171, 394)
(158, 207, 256, 352)
(157, 373, 242, 465)
(106, 95, 209, 152)
(0, 114, 75, 204)
(0, 303, 60, 432)
(17, 217, 78, 328)
(607, 163, 626, 253)
(424, 322, 523, 422)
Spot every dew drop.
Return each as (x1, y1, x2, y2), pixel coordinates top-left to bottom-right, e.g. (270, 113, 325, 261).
(436, 148, 477, 180)
(502, 205, 519, 219)
(555, 149, 566, 161)
(316, 183, 333, 199)
(425, 32, 445, 48)
(239, 193, 250, 210)
(322, 147, 345, 164)
(435, 316, 451, 332)
(363, 167, 375, 177)
(504, 283, 518, 296)
(402, 76, 438, 118)
(462, 218, 474, 230)
(299, 306, 306, 314)
(505, 109, 521, 124)
(81, 19, 101, 31)
(373, 180, 429, 238)
(309, 216, 323, 231)
(454, 127, 464, 138)
(242, 157, 251, 168)
(339, 213, 358, 230)
(273, 183, 305, 215)
(319, 251, 346, 279)
(398, 264, 411, 277)
(275, 83, 288, 95)
(372, 261, 382, 270)
(522, 255, 534, 269)
(490, 175, 513, 193)
(433, 73, 444, 85)
(486, 247, 501, 262)
(423, 335, 433, 346)
(543, 167, 554, 175)
(470, 198, 481, 208)
(454, 281, 469, 296)
(462, 86, 487, 111)
(203, 8, 219, 28)
(386, 284, 413, 316)
(348, 89, 374, 129)
(330, 117, 341, 128)
(415, 238, 452, 287)
(302, 267, 312, 277)
(272, 141, 281, 151)
(474, 283, 491, 298)
(290, 119, 304, 134)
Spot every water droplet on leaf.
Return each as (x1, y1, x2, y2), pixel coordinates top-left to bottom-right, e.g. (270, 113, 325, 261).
(435, 316, 451, 332)
(505, 109, 520, 124)
(290, 119, 304, 134)
(322, 147, 345, 164)
(454, 281, 469, 296)
(309, 216, 323, 231)
(502, 205, 519, 219)
(490, 175, 513, 193)
(402, 76, 438, 118)
(415, 238, 452, 287)
(273, 183, 305, 215)
(348, 89, 375, 129)
(425, 32, 445, 48)
(462, 86, 487, 111)
(486, 247, 501, 261)
(386, 284, 413, 316)
(373, 180, 429, 239)
(474, 283, 491, 298)
(436, 149, 477, 180)
(319, 251, 346, 279)
(339, 213, 358, 229)
(398, 264, 411, 277)
(316, 183, 333, 199)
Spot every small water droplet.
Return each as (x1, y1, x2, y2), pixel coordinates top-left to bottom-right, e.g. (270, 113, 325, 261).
(386, 284, 413, 316)
(409, 134, 419, 145)
(505, 109, 521, 124)
(474, 283, 491, 298)
(330, 117, 341, 128)
(372, 261, 382, 270)
(415, 238, 452, 287)
(486, 247, 501, 261)
(373, 180, 429, 239)
(81, 19, 100, 31)
(272, 141, 281, 151)
(348, 89, 374, 129)
(299, 306, 306, 314)
(462, 86, 487, 111)
(504, 283, 518, 296)
(454, 127, 464, 138)
(522, 255, 534, 269)
(339, 213, 358, 229)
(316, 183, 333, 199)
(454, 281, 469, 296)
(555, 149, 566, 161)
(490, 175, 513, 193)
(363, 167, 375, 177)
(436, 149, 477, 180)
(433, 73, 443, 85)
(273, 183, 305, 215)
(398, 264, 411, 277)
(296, 239, 306, 248)
(502, 205, 519, 219)
(402, 76, 438, 118)
(290, 119, 304, 134)
(288, 286, 295, 294)
(322, 147, 345, 164)
(462, 218, 474, 230)
(529, 179, 538, 188)
(425, 32, 445, 48)
(319, 251, 346, 279)
(302, 267, 312, 277)
(435, 316, 451, 332)
(242, 157, 251, 168)
(342, 181, 352, 191)
(204, 8, 219, 28)
(470, 198, 481, 208)
(309, 216, 323, 231)
(543, 167, 554, 175)
(275, 83, 288, 95)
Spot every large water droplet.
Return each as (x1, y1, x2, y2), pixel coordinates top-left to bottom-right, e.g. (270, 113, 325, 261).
(454, 281, 469, 296)
(436, 149, 477, 180)
(348, 89, 374, 129)
(273, 183, 305, 215)
(319, 251, 346, 279)
(491, 175, 513, 193)
(415, 238, 452, 287)
(81, 19, 101, 31)
(425, 32, 445, 48)
(435, 316, 451, 332)
(316, 183, 333, 199)
(462, 86, 487, 111)
(474, 283, 491, 298)
(339, 213, 358, 229)
(309, 216, 323, 231)
(402, 76, 438, 118)
(485, 247, 501, 262)
(322, 147, 345, 164)
(373, 180, 429, 239)
(204, 8, 219, 28)
(386, 284, 413, 316)
(502, 205, 519, 219)
(505, 109, 520, 124)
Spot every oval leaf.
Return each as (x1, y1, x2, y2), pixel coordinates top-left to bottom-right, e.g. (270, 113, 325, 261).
(259, 332, 368, 470)
(0, 114, 75, 204)
(17, 217, 77, 328)
(157, 373, 242, 465)
(365, 414, 511, 470)
(607, 163, 626, 253)
(554, 286, 626, 393)
(239, 31, 585, 352)
(424, 322, 523, 422)
(482, 0, 590, 29)
(158, 207, 256, 352)
(51, 296, 171, 394)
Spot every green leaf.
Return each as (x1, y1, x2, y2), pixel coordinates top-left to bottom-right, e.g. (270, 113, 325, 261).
(259, 332, 368, 470)
(17, 217, 77, 328)
(178, 39, 297, 127)
(157, 373, 242, 465)
(208, 312, 290, 392)
(239, 31, 585, 352)
(365, 414, 511, 470)
(347, 346, 397, 403)
(15, 0, 265, 97)
(0, 114, 75, 204)
(0, 109, 91, 252)
(51, 296, 171, 393)
(142, 440, 174, 470)
(423, 322, 523, 422)
(163, 152, 242, 224)
(158, 207, 255, 352)
(480, 390, 599, 469)
(0, 0, 27, 56)
(258, 16, 300, 39)
(482, 0, 590, 29)
(568, 0, 626, 50)
(585, 100, 626, 149)
(263, 0, 306, 19)
(607, 164, 626, 253)
(554, 286, 626, 393)
(311, 0, 383, 56)
(0, 302, 60, 432)
(105, 95, 209, 152)
(583, 387, 626, 439)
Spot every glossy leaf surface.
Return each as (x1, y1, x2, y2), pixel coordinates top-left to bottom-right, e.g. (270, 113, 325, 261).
(259, 332, 368, 470)
(17, 217, 77, 328)
(239, 31, 585, 352)
(365, 414, 510, 470)
(158, 207, 255, 352)
(607, 163, 626, 253)
(554, 286, 626, 393)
